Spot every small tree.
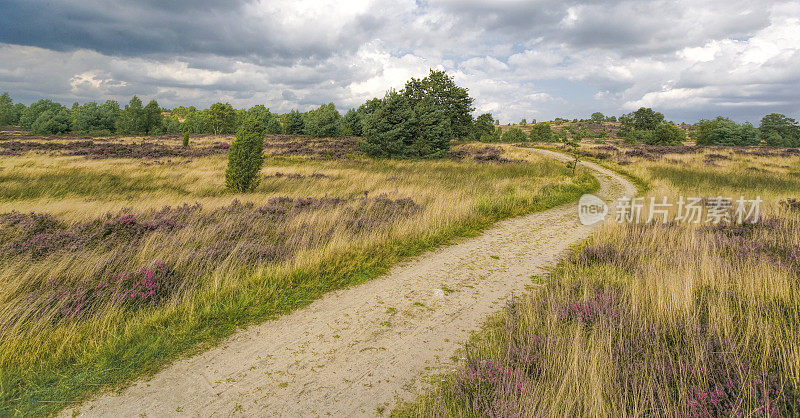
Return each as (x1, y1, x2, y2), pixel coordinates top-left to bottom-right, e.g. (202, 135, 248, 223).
(591, 112, 605, 123)
(652, 123, 685, 145)
(182, 131, 190, 147)
(471, 113, 495, 141)
(20, 99, 64, 131)
(225, 117, 265, 192)
(284, 110, 305, 135)
(206, 102, 236, 135)
(760, 113, 799, 147)
(0, 93, 18, 126)
(529, 123, 554, 142)
(501, 127, 527, 142)
(304, 103, 342, 137)
(695, 117, 760, 146)
(361, 90, 417, 157)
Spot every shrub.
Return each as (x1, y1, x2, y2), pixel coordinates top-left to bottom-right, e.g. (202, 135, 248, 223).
(653, 123, 685, 145)
(479, 127, 502, 143)
(624, 129, 656, 144)
(501, 127, 527, 142)
(225, 117, 265, 192)
(695, 117, 761, 146)
(182, 132, 190, 147)
(529, 123, 554, 142)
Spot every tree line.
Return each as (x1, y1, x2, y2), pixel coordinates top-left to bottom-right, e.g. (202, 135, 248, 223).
(2, 82, 799, 157)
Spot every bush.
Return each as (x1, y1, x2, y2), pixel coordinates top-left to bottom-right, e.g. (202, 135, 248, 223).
(479, 127, 502, 143)
(695, 117, 760, 146)
(529, 123, 554, 142)
(225, 117, 265, 192)
(182, 132, 189, 147)
(652, 123, 685, 145)
(501, 127, 527, 142)
(624, 129, 656, 144)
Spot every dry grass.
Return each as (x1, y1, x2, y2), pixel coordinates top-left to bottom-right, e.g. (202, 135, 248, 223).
(0, 135, 596, 415)
(396, 145, 800, 416)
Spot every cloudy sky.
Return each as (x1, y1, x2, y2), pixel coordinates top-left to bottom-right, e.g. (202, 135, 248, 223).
(1, 0, 798, 123)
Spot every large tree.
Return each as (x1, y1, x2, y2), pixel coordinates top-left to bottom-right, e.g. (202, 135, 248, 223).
(361, 90, 417, 158)
(402, 69, 474, 139)
(116, 96, 146, 134)
(621, 107, 665, 131)
(760, 113, 799, 147)
(206, 102, 236, 135)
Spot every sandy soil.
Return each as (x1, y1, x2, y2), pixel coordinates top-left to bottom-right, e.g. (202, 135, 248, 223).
(65, 149, 635, 417)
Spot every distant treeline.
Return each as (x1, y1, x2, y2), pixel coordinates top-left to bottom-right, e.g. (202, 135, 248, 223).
(487, 108, 800, 147)
(0, 71, 497, 158)
(2, 84, 799, 156)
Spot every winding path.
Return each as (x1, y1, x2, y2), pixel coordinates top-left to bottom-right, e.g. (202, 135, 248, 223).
(66, 149, 636, 417)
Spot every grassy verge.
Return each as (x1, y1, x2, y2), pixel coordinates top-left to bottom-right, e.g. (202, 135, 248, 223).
(394, 145, 800, 416)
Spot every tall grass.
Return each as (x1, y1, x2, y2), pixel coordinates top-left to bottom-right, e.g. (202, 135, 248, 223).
(0, 142, 596, 416)
(396, 146, 800, 416)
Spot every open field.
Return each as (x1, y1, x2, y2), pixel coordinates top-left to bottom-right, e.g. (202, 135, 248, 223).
(0, 131, 597, 415)
(60, 149, 633, 417)
(396, 142, 800, 416)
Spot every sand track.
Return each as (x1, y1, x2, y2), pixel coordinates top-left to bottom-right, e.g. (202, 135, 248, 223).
(66, 149, 635, 417)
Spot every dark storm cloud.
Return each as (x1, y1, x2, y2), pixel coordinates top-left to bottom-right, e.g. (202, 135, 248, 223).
(0, 0, 797, 122)
(0, 0, 371, 61)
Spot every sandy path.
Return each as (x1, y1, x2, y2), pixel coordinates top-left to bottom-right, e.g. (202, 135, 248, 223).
(66, 149, 635, 417)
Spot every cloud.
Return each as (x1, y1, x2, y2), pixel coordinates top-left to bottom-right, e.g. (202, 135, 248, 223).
(0, 0, 798, 123)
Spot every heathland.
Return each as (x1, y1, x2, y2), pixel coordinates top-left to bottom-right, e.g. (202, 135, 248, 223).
(0, 129, 595, 416)
(397, 142, 800, 416)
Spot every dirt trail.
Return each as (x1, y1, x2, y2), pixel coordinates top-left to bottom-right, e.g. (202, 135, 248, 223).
(66, 149, 636, 417)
